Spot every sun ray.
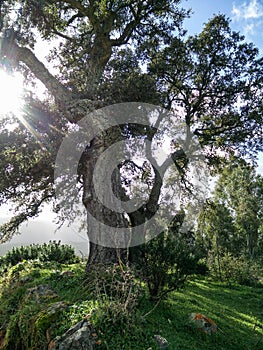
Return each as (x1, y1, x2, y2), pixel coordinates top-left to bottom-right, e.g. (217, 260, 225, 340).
(0, 69, 48, 149)
(17, 112, 46, 150)
(0, 69, 24, 118)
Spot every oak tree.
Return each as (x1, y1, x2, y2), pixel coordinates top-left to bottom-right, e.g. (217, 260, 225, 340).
(0, 2, 262, 268)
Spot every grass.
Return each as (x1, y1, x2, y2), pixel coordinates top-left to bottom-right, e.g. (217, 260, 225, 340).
(0, 260, 262, 350)
(138, 278, 263, 350)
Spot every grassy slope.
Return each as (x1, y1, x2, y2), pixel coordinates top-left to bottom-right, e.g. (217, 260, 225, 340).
(0, 261, 262, 350)
(140, 278, 263, 350)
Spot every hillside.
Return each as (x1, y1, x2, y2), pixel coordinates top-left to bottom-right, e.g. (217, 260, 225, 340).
(0, 253, 262, 349)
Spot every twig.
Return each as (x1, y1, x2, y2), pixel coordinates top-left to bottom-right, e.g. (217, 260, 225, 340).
(141, 297, 162, 319)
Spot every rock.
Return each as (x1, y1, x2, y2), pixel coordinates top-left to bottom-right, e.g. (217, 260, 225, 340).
(35, 302, 68, 343)
(26, 284, 58, 303)
(45, 301, 68, 316)
(48, 320, 97, 350)
(189, 313, 217, 334)
(153, 334, 169, 349)
(60, 270, 74, 278)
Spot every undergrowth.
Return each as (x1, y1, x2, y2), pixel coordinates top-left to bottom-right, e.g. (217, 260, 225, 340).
(0, 245, 262, 350)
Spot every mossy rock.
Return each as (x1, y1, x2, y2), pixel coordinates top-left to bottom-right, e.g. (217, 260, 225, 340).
(3, 300, 68, 350)
(49, 320, 97, 350)
(35, 301, 68, 337)
(33, 301, 68, 349)
(25, 285, 59, 303)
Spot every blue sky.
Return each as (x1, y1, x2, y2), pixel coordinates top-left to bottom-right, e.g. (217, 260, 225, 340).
(182, 0, 263, 173)
(182, 0, 263, 52)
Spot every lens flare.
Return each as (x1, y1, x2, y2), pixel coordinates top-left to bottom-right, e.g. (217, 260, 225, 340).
(0, 70, 24, 118)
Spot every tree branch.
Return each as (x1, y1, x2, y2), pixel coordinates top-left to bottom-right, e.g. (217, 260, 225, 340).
(0, 37, 78, 119)
(111, 20, 137, 46)
(0, 192, 54, 243)
(63, 0, 90, 17)
(67, 12, 83, 25)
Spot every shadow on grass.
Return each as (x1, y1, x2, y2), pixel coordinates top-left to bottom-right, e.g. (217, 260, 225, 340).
(140, 279, 263, 350)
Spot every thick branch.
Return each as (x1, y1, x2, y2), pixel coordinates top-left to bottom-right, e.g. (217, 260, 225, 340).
(145, 166, 162, 217)
(63, 0, 90, 17)
(0, 39, 88, 122)
(112, 19, 137, 46)
(0, 37, 80, 120)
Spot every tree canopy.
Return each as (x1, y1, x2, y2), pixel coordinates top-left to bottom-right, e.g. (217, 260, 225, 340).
(0, 1, 262, 266)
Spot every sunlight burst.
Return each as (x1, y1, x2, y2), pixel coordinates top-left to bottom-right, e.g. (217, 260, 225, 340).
(0, 70, 24, 118)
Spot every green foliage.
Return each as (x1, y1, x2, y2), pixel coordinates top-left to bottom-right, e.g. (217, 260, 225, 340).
(99, 48, 160, 104)
(3, 302, 45, 350)
(196, 201, 240, 259)
(213, 160, 263, 258)
(149, 14, 262, 161)
(208, 252, 262, 286)
(134, 217, 207, 299)
(0, 241, 79, 273)
(196, 161, 263, 286)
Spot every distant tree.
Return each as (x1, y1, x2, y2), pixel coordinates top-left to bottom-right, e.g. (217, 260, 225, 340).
(214, 159, 263, 258)
(197, 160, 263, 264)
(197, 201, 236, 252)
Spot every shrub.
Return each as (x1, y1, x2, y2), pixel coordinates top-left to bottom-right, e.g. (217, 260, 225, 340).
(132, 221, 207, 299)
(87, 263, 142, 319)
(85, 262, 145, 349)
(208, 252, 261, 286)
(0, 241, 79, 272)
(38, 241, 78, 264)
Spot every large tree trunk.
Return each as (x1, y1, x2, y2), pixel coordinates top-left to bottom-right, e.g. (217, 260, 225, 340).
(79, 125, 130, 268)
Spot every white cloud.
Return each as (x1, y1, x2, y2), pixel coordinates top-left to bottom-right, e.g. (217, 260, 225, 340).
(232, 4, 242, 19)
(232, 0, 263, 20)
(244, 22, 255, 34)
(231, 0, 263, 47)
(246, 0, 263, 18)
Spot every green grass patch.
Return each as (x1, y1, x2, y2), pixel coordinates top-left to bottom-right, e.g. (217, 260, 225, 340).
(0, 260, 262, 350)
(138, 278, 263, 350)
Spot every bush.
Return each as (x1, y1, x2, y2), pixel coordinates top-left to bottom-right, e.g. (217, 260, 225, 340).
(132, 220, 207, 299)
(85, 262, 145, 348)
(208, 252, 261, 286)
(87, 263, 142, 320)
(38, 241, 78, 264)
(0, 241, 79, 272)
